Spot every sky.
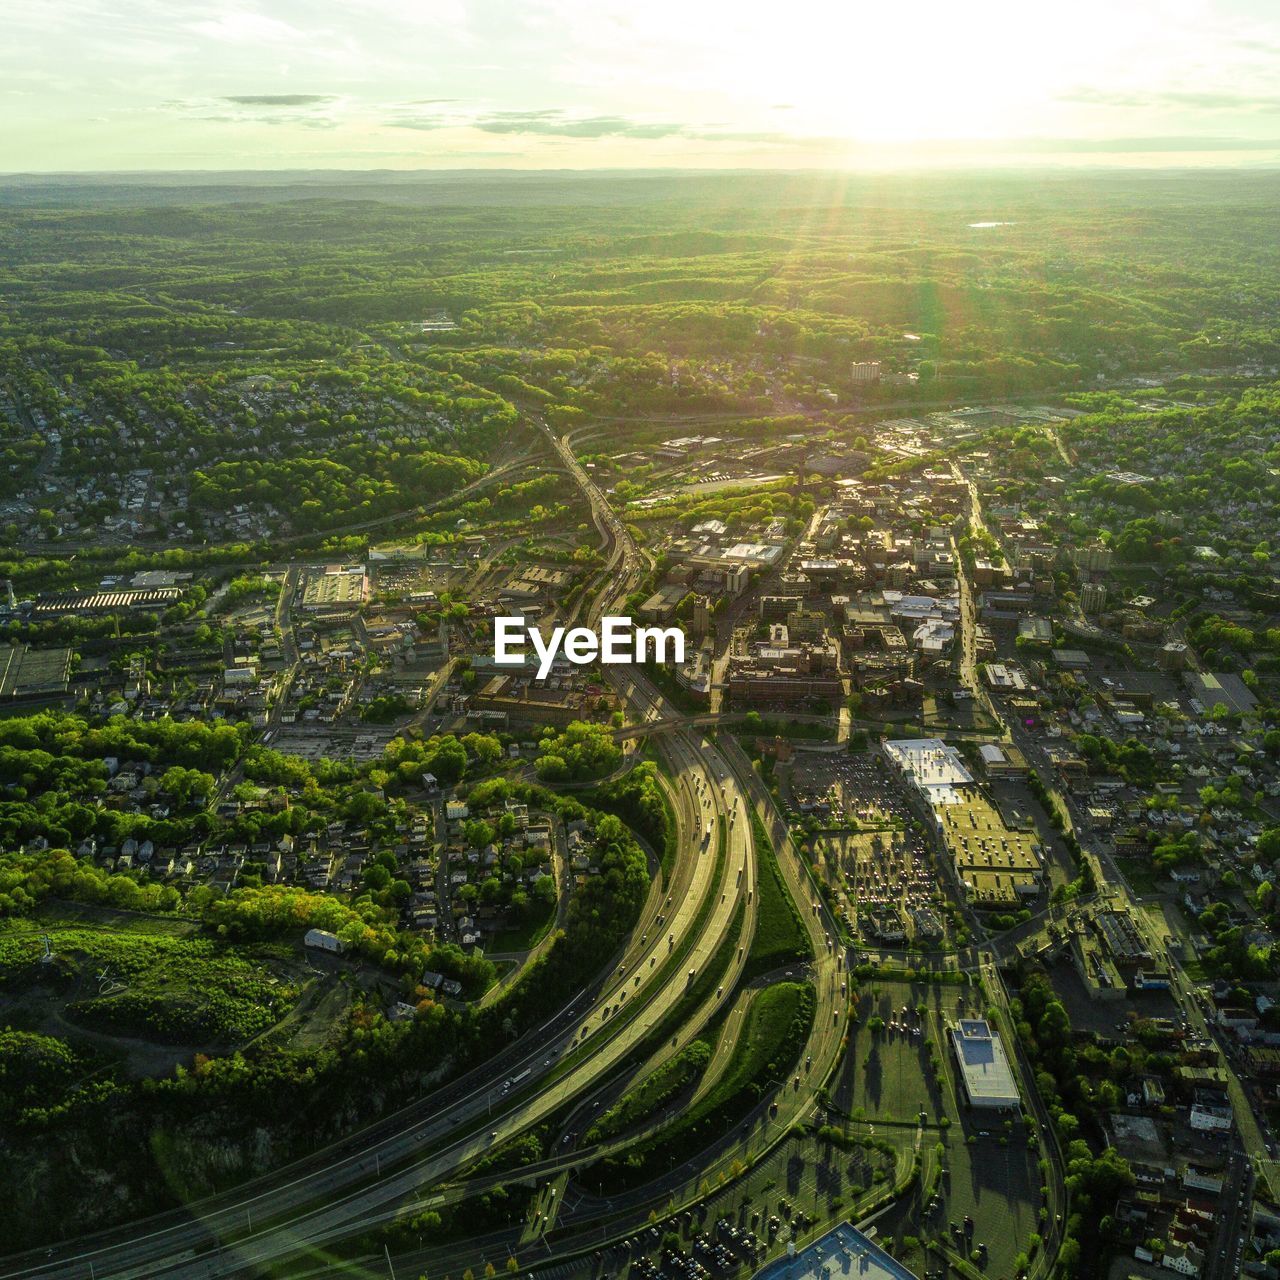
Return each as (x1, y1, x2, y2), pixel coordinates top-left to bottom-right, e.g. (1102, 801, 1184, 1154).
(4, 0, 1280, 171)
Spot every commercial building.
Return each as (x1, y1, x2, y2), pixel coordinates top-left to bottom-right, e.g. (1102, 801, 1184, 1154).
(33, 587, 182, 616)
(1017, 616, 1054, 647)
(978, 742, 1029, 780)
(884, 738, 973, 808)
(752, 1223, 918, 1280)
(0, 644, 73, 701)
(985, 663, 1029, 692)
(849, 360, 882, 384)
(300, 565, 369, 611)
(949, 1018, 1020, 1110)
(1185, 670, 1258, 716)
(1051, 648, 1091, 670)
(470, 673, 610, 727)
(887, 738, 1043, 906)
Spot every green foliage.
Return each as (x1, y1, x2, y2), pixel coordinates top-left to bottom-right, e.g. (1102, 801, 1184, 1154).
(1074, 734, 1159, 787)
(0, 928, 297, 1043)
(743, 807, 812, 979)
(383, 731, 502, 788)
(0, 1030, 93, 1126)
(221, 574, 280, 608)
(533, 721, 622, 782)
(596, 981, 815, 1190)
(586, 1039, 712, 1143)
(585, 762, 675, 878)
(359, 693, 413, 723)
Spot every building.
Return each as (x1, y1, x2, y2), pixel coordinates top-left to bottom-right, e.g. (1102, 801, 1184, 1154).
(1080, 581, 1107, 615)
(33, 587, 182, 616)
(690, 594, 712, 640)
(0, 644, 73, 702)
(1051, 648, 1091, 670)
(1071, 930, 1127, 1001)
(304, 928, 345, 954)
(949, 1019, 1020, 1109)
(850, 360, 882, 385)
(884, 738, 973, 801)
(978, 742, 1029, 780)
(751, 1223, 919, 1280)
(887, 739, 1043, 906)
(300, 565, 369, 611)
(1185, 671, 1258, 717)
(638, 581, 688, 621)
(760, 595, 804, 622)
(1158, 641, 1190, 671)
(1074, 542, 1114, 573)
(985, 663, 1029, 692)
(1017, 616, 1054, 647)
(470, 673, 610, 727)
(727, 661, 843, 708)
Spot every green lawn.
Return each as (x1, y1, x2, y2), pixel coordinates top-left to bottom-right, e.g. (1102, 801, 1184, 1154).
(596, 981, 815, 1191)
(698, 981, 812, 1116)
(744, 808, 812, 980)
(1115, 856, 1163, 896)
(487, 898, 557, 953)
(587, 1038, 712, 1143)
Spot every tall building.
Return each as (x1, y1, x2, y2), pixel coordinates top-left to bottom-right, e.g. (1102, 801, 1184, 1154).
(690, 594, 712, 640)
(1073, 542, 1113, 573)
(1080, 581, 1107, 615)
(850, 360, 882, 384)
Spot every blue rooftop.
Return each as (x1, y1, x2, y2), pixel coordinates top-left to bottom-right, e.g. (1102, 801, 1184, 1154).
(752, 1223, 920, 1280)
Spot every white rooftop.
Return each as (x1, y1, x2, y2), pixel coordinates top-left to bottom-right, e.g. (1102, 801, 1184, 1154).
(885, 738, 973, 805)
(950, 1018, 1020, 1108)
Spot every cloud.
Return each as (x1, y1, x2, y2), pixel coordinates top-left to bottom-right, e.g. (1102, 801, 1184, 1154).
(221, 94, 336, 107)
(1062, 86, 1280, 111)
(473, 111, 683, 138)
(385, 106, 803, 143)
(187, 11, 302, 44)
(1013, 134, 1280, 152)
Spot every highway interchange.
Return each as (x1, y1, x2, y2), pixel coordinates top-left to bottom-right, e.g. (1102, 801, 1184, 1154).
(0, 420, 844, 1280)
(11, 415, 1215, 1280)
(4, 413, 1210, 1280)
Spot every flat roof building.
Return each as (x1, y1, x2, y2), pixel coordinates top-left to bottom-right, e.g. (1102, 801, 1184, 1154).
(884, 737, 973, 799)
(300, 565, 369, 611)
(752, 1223, 918, 1280)
(950, 1018, 1020, 1110)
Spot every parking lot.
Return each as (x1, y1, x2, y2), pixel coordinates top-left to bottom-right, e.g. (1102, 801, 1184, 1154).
(786, 751, 965, 948)
(837, 981, 1042, 1280)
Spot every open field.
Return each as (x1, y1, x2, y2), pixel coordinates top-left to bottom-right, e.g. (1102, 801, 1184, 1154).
(836, 977, 1043, 1280)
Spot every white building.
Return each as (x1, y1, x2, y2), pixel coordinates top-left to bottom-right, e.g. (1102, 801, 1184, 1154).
(304, 928, 345, 954)
(949, 1018, 1020, 1110)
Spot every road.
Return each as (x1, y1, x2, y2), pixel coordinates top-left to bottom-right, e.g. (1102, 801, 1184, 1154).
(0, 413, 793, 1280)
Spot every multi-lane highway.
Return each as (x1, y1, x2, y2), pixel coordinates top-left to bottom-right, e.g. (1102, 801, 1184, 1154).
(0, 418, 808, 1280)
(0, 713, 755, 1278)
